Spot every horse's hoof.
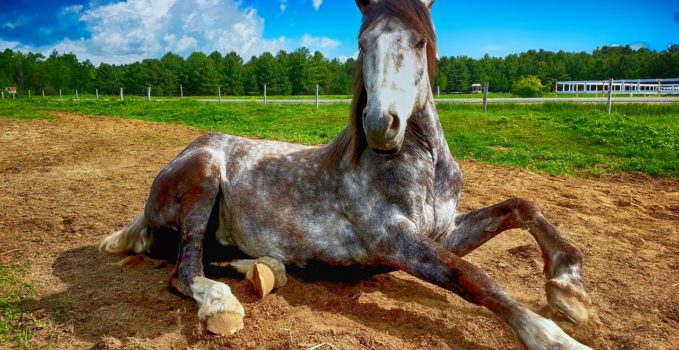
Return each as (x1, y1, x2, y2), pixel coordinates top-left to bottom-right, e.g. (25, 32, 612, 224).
(253, 263, 276, 298)
(546, 279, 591, 324)
(255, 257, 287, 289)
(517, 311, 592, 350)
(192, 276, 245, 336)
(231, 257, 287, 298)
(206, 310, 244, 336)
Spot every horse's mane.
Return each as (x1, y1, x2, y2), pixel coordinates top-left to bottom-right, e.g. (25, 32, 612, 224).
(320, 0, 437, 169)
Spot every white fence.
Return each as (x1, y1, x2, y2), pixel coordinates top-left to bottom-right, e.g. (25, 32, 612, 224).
(556, 78, 679, 95)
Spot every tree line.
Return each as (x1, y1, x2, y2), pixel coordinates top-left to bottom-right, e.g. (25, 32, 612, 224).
(1, 44, 677, 96)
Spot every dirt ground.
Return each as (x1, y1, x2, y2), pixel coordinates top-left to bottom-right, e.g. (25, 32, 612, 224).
(0, 112, 677, 350)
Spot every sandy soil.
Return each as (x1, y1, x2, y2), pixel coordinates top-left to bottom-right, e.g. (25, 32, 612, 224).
(0, 112, 677, 350)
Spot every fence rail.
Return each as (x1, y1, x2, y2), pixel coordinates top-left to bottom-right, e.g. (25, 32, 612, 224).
(4, 85, 679, 113)
(1, 84, 326, 109)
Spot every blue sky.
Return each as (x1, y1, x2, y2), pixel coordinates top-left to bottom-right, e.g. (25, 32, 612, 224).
(0, 0, 677, 64)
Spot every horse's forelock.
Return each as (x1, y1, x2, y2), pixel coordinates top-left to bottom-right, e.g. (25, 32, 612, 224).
(360, 0, 437, 79)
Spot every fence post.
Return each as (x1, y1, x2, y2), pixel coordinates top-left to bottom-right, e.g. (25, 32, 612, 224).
(147, 86, 151, 101)
(657, 79, 661, 95)
(482, 82, 489, 112)
(437, 85, 440, 97)
(12, 90, 15, 99)
(218, 86, 222, 103)
(1, 90, 4, 99)
(59, 89, 62, 100)
(316, 84, 319, 110)
(96, 88, 99, 100)
(76, 89, 79, 100)
(263, 84, 267, 105)
(629, 81, 633, 97)
(607, 78, 613, 114)
(180, 84, 183, 99)
(120, 87, 124, 101)
(28, 90, 31, 99)
(42, 90, 45, 99)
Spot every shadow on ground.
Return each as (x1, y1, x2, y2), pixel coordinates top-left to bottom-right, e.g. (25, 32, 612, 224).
(35, 244, 502, 349)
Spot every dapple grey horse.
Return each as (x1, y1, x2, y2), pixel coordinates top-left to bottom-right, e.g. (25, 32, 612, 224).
(101, 0, 593, 348)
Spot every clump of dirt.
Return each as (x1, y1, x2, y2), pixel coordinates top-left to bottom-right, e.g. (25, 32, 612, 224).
(0, 112, 677, 349)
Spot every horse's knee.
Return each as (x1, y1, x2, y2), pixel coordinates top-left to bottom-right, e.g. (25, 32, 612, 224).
(506, 197, 542, 224)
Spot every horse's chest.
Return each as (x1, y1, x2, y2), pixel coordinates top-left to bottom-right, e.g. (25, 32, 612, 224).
(343, 161, 440, 235)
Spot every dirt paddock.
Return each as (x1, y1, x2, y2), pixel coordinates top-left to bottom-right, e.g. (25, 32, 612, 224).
(0, 112, 677, 349)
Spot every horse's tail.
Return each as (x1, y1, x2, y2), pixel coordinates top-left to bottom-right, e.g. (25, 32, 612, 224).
(99, 213, 152, 255)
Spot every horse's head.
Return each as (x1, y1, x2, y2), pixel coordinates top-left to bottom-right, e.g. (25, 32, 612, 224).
(355, 0, 436, 153)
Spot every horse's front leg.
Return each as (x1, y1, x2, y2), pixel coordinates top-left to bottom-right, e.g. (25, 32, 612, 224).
(168, 190, 245, 336)
(437, 198, 591, 324)
(367, 218, 591, 350)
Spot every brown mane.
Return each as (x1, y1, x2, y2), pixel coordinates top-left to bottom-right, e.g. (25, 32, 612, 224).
(320, 0, 437, 169)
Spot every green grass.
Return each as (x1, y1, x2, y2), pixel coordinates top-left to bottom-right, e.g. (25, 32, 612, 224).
(438, 102, 678, 176)
(0, 263, 34, 348)
(0, 102, 54, 119)
(1, 98, 677, 177)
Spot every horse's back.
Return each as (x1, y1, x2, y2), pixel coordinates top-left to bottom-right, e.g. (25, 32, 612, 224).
(143, 132, 312, 230)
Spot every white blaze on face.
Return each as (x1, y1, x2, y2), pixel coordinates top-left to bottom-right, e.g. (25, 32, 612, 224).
(360, 17, 431, 151)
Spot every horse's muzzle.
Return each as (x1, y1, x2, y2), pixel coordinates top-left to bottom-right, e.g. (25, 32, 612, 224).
(363, 109, 403, 152)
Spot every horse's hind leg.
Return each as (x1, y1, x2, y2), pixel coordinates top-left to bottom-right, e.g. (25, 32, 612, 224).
(230, 257, 287, 298)
(438, 197, 591, 324)
(167, 184, 245, 336)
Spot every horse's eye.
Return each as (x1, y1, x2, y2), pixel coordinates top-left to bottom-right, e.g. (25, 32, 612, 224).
(415, 38, 427, 50)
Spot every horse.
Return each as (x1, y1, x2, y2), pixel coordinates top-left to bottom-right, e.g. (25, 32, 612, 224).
(100, 0, 593, 348)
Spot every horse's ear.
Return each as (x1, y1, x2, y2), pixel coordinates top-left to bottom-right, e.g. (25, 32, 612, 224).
(421, 0, 434, 10)
(355, 0, 374, 15)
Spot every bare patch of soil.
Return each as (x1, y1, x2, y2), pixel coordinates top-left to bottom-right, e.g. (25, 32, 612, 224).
(1, 113, 677, 349)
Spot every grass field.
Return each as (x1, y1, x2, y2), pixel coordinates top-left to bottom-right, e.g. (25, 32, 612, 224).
(0, 263, 34, 348)
(1, 99, 677, 177)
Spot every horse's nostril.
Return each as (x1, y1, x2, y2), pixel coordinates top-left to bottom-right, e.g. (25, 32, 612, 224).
(388, 113, 400, 135)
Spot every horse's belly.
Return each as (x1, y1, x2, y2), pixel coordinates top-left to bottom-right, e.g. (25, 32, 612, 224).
(221, 191, 369, 266)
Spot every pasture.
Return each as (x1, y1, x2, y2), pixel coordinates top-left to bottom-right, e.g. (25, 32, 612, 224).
(2, 99, 678, 177)
(0, 100, 678, 349)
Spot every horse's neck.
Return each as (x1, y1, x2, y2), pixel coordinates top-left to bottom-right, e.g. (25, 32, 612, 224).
(409, 99, 450, 161)
(423, 100, 463, 204)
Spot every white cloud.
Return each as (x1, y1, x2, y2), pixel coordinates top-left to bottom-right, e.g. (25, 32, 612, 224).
(1, 0, 286, 64)
(279, 0, 287, 14)
(163, 34, 198, 52)
(2, 15, 32, 30)
(301, 34, 340, 49)
(338, 50, 359, 63)
(320, 37, 339, 48)
(630, 42, 647, 50)
(0, 39, 20, 50)
(61, 5, 84, 15)
(607, 42, 647, 50)
(312, 0, 323, 10)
